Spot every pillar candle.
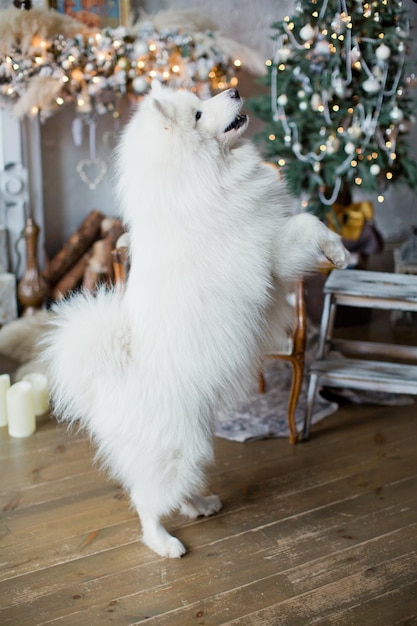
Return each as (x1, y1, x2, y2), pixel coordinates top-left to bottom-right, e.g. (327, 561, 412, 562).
(6, 381, 36, 438)
(22, 373, 49, 416)
(0, 373, 10, 427)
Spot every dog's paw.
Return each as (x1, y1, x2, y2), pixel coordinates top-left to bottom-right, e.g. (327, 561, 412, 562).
(142, 532, 186, 559)
(181, 494, 222, 519)
(320, 234, 350, 269)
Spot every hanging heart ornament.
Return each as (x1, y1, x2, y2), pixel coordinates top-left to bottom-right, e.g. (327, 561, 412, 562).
(76, 158, 108, 190)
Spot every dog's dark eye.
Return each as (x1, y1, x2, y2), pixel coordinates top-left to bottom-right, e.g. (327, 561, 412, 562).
(195, 111, 202, 121)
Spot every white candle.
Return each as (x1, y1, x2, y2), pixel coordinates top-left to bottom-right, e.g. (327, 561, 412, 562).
(6, 381, 36, 438)
(22, 373, 49, 416)
(0, 373, 10, 427)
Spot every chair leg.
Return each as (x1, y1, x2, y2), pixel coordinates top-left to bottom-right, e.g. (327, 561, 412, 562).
(258, 370, 266, 394)
(303, 373, 320, 440)
(287, 357, 304, 444)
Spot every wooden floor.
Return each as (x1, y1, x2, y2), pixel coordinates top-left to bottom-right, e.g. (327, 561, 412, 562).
(1, 391, 416, 625)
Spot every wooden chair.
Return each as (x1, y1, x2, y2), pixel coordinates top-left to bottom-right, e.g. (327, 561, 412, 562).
(258, 279, 306, 444)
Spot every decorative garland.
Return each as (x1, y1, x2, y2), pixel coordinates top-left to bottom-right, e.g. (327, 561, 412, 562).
(0, 5, 262, 120)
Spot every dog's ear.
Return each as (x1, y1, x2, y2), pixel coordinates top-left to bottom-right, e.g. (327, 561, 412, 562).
(148, 80, 175, 125)
(151, 97, 175, 121)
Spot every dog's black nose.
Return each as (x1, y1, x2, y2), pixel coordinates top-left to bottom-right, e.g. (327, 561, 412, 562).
(229, 89, 240, 99)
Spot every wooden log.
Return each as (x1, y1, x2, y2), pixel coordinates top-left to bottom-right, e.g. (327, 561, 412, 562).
(111, 247, 129, 286)
(52, 253, 91, 301)
(81, 221, 125, 291)
(100, 220, 125, 282)
(45, 210, 105, 287)
(82, 240, 108, 292)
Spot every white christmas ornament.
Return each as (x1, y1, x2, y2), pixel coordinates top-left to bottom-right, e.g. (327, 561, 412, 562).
(376, 44, 391, 61)
(278, 46, 292, 62)
(299, 24, 316, 41)
(347, 123, 362, 139)
(134, 40, 149, 57)
(390, 106, 404, 122)
(362, 77, 381, 94)
(370, 164, 381, 175)
(326, 136, 340, 155)
(333, 77, 346, 97)
(344, 141, 355, 154)
(277, 94, 288, 106)
(299, 101, 308, 111)
(311, 93, 322, 110)
(132, 76, 149, 94)
(315, 40, 330, 55)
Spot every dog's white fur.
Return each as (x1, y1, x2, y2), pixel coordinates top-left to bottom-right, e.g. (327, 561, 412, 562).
(43, 82, 348, 558)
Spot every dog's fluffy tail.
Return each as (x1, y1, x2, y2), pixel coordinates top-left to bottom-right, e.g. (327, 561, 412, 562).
(42, 287, 128, 426)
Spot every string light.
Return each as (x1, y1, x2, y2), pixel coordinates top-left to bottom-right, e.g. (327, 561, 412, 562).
(1, 18, 243, 117)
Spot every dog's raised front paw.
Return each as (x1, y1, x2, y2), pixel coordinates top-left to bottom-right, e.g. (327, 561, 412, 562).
(321, 235, 350, 269)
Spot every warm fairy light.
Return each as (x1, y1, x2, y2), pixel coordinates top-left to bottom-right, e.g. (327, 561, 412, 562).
(137, 60, 145, 69)
(230, 76, 238, 87)
(278, 64, 286, 70)
(337, 126, 344, 133)
(386, 172, 393, 179)
(269, 134, 276, 140)
(278, 158, 286, 166)
(312, 11, 319, 17)
(265, 59, 272, 66)
(56, 97, 64, 105)
(351, 160, 358, 167)
(333, 105, 339, 112)
(348, 108, 354, 113)
(391, 153, 397, 160)
(149, 70, 157, 77)
(302, 200, 308, 208)
(162, 71, 170, 80)
(149, 43, 157, 52)
(234, 59, 241, 67)
(319, 144, 326, 151)
(386, 141, 392, 148)
(378, 195, 385, 202)
(355, 177, 362, 184)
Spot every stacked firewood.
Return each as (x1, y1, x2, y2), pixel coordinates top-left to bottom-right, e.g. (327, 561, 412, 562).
(45, 210, 130, 301)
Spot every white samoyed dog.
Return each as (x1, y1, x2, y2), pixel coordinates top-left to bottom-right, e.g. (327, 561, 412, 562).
(44, 81, 349, 558)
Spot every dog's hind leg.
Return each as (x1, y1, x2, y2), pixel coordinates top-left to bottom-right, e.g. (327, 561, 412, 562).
(180, 494, 222, 519)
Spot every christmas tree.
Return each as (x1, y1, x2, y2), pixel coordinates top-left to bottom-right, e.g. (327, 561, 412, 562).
(248, 0, 417, 218)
